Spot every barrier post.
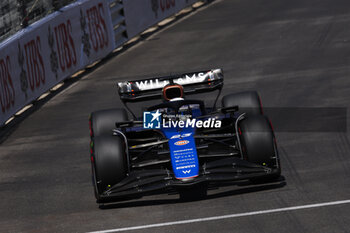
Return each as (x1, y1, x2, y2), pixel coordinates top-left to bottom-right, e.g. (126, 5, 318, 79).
(17, 0, 28, 28)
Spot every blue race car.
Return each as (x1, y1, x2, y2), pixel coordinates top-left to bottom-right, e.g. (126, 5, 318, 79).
(89, 69, 281, 204)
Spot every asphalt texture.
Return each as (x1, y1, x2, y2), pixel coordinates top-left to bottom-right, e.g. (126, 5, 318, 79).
(1, 0, 350, 232)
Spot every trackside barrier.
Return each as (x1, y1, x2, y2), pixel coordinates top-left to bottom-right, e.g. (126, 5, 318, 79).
(108, 0, 128, 48)
(123, 0, 199, 39)
(0, 0, 205, 127)
(0, 0, 114, 127)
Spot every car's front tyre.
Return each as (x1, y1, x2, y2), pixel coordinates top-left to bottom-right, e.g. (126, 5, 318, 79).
(238, 115, 281, 181)
(90, 135, 127, 202)
(89, 108, 128, 137)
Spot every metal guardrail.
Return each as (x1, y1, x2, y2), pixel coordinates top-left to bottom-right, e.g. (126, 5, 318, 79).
(0, 0, 76, 42)
(108, 0, 128, 48)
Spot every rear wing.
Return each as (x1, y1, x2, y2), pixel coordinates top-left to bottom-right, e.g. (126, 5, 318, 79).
(117, 69, 223, 102)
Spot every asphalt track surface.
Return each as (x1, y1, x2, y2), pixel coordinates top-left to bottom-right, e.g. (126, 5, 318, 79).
(1, 0, 350, 232)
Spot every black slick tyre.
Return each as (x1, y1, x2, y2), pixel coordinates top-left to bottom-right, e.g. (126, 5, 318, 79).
(238, 115, 281, 181)
(222, 91, 263, 116)
(89, 108, 128, 137)
(91, 135, 127, 202)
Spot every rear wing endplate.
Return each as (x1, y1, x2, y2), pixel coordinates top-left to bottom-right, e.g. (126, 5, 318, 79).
(117, 69, 223, 102)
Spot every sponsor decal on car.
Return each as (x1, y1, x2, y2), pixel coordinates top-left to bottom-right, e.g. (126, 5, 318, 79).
(170, 133, 192, 139)
(174, 140, 189, 146)
(162, 127, 199, 179)
(135, 73, 208, 91)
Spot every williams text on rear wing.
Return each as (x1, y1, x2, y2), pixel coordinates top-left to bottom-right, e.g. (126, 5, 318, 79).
(117, 69, 224, 102)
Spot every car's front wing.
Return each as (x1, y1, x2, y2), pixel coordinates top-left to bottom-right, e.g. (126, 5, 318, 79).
(97, 157, 279, 203)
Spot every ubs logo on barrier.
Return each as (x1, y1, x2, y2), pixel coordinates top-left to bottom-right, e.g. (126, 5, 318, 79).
(0, 55, 15, 113)
(52, 19, 77, 72)
(151, 0, 176, 18)
(17, 36, 46, 98)
(85, 3, 109, 53)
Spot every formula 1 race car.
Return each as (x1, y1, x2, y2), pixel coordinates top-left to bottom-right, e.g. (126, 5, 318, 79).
(89, 69, 281, 204)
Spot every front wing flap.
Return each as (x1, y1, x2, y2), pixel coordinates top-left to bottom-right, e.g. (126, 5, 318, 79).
(98, 157, 278, 203)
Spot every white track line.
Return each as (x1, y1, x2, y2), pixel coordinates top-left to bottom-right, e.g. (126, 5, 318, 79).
(87, 199, 350, 233)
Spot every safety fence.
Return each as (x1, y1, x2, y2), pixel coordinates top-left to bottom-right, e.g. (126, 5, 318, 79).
(0, 0, 202, 126)
(0, 0, 76, 42)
